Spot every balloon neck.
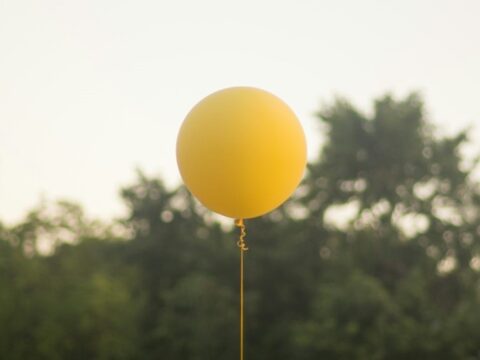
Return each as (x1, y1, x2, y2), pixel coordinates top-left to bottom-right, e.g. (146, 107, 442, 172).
(235, 219, 248, 251)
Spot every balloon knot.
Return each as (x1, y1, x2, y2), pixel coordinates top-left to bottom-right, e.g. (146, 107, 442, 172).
(235, 219, 248, 251)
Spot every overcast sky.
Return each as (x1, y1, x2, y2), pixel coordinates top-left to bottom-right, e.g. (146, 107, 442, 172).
(1, 0, 479, 224)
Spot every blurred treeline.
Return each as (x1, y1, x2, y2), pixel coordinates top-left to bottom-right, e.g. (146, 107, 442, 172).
(2, 93, 480, 360)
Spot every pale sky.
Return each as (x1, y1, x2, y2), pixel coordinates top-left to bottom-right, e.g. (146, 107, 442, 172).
(1, 0, 479, 224)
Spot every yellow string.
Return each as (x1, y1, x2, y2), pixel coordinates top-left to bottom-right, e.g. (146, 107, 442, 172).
(235, 218, 248, 360)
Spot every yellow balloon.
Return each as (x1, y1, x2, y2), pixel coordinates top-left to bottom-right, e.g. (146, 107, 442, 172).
(176, 87, 307, 219)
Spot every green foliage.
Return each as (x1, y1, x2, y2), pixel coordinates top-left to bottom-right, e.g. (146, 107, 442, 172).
(155, 274, 237, 359)
(293, 271, 403, 360)
(2, 93, 480, 359)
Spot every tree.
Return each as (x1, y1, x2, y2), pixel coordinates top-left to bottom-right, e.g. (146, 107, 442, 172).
(293, 93, 480, 358)
(2, 92, 480, 359)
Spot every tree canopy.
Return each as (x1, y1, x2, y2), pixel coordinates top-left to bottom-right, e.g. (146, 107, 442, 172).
(2, 93, 480, 359)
